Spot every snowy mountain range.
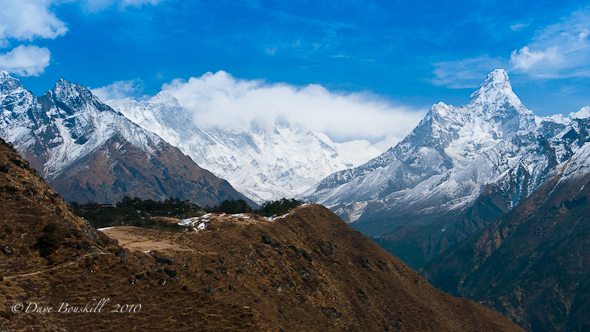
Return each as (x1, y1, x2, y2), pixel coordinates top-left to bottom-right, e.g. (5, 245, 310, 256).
(2, 67, 587, 330)
(104, 92, 381, 203)
(0, 71, 251, 206)
(2, 68, 588, 270)
(305, 69, 590, 267)
(425, 115, 590, 331)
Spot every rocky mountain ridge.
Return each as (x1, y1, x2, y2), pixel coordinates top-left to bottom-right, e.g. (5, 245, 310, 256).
(0, 72, 251, 206)
(305, 69, 590, 268)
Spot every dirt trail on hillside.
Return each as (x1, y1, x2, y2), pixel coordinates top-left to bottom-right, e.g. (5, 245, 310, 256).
(1, 253, 110, 280)
(100, 226, 192, 252)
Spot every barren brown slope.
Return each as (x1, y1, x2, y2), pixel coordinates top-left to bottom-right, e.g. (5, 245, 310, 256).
(0, 138, 519, 331)
(0, 137, 260, 331)
(425, 169, 590, 331)
(49, 134, 253, 207)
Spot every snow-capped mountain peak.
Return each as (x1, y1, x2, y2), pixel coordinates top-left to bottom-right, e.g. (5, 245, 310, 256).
(53, 78, 81, 96)
(424, 70, 532, 137)
(0, 72, 30, 109)
(108, 92, 382, 203)
(50, 78, 108, 112)
(470, 69, 520, 106)
(307, 69, 555, 220)
(473, 68, 512, 94)
(570, 106, 590, 119)
(306, 68, 590, 266)
(0, 73, 252, 206)
(0, 73, 36, 129)
(0, 70, 23, 92)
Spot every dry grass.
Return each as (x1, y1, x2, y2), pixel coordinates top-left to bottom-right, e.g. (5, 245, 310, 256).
(101, 226, 191, 252)
(0, 139, 521, 331)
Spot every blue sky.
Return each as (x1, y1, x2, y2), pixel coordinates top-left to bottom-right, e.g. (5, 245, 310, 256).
(2, 0, 590, 118)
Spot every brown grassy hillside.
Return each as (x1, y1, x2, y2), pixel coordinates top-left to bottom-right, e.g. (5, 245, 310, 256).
(0, 138, 520, 331)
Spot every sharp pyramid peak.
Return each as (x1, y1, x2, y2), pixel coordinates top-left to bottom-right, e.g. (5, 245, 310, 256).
(469, 69, 528, 113)
(471, 69, 513, 98)
(49, 78, 111, 115)
(483, 69, 511, 87)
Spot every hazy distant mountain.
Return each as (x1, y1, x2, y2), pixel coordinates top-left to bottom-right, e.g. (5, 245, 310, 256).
(0, 71, 251, 206)
(108, 92, 381, 203)
(305, 69, 590, 268)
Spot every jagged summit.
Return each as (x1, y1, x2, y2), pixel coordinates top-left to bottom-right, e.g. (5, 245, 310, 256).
(469, 69, 527, 114)
(0, 70, 12, 79)
(427, 70, 529, 125)
(45, 77, 117, 120)
(482, 69, 511, 88)
(0, 73, 34, 125)
(52, 77, 91, 95)
(473, 69, 512, 96)
(55, 77, 72, 86)
(0, 71, 24, 92)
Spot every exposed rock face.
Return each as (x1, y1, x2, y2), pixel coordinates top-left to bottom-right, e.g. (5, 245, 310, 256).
(425, 125, 590, 332)
(0, 138, 519, 331)
(0, 72, 252, 206)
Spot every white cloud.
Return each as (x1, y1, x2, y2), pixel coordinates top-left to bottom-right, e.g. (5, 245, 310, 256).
(92, 79, 144, 101)
(0, 0, 67, 46)
(120, 0, 163, 6)
(510, 10, 590, 78)
(510, 46, 559, 70)
(156, 71, 425, 143)
(0, 0, 63, 76)
(433, 10, 590, 87)
(510, 22, 529, 32)
(82, 0, 164, 11)
(0, 0, 166, 76)
(0, 45, 51, 77)
(432, 56, 505, 88)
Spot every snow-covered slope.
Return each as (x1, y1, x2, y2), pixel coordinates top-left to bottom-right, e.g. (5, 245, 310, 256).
(0, 72, 252, 206)
(307, 70, 539, 210)
(109, 93, 381, 203)
(0, 72, 168, 178)
(305, 69, 590, 267)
